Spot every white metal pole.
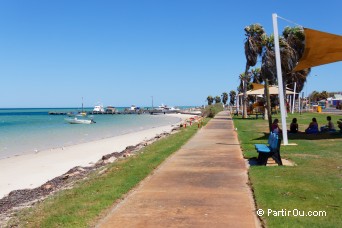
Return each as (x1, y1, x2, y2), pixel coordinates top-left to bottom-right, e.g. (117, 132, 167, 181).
(292, 82, 296, 114)
(272, 13, 288, 145)
(237, 94, 239, 114)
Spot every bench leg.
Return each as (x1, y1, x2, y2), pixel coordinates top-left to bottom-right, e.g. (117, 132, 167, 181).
(257, 153, 269, 166)
(272, 152, 283, 166)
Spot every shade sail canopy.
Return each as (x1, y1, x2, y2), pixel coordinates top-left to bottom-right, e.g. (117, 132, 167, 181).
(239, 86, 296, 96)
(293, 28, 342, 71)
(251, 83, 264, 90)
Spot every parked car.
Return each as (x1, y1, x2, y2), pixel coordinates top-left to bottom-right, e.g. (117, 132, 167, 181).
(318, 101, 326, 109)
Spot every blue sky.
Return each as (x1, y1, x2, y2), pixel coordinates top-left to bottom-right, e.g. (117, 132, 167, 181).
(1, 0, 342, 108)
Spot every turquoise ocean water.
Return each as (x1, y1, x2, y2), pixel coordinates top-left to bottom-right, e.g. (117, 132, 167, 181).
(0, 108, 184, 159)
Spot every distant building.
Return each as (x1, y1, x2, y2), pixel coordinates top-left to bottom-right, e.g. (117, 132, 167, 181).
(332, 94, 342, 106)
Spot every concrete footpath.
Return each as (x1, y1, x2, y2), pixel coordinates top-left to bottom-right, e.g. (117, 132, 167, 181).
(97, 111, 259, 228)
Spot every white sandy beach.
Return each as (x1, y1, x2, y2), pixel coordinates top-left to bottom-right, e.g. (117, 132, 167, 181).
(0, 114, 197, 198)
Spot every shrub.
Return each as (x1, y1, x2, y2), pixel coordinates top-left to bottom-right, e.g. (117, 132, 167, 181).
(203, 103, 224, 118)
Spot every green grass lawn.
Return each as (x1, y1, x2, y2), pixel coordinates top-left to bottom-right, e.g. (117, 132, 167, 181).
(9, 119, 208, 228)
(233, 112, 342, 227)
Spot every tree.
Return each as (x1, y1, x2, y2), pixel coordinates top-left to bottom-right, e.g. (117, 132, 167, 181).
(222, 92, 228, 105)
(243, 24, 266, 118)
(242, 24, 311, 129)
(283, 26, 311, 95)
(261, 34, 279, 128)
(215, 96, 221, 104)
(229, 90, 236, 105)
(260, 27, 310, 130)
(251, 68, 263, 84)
(310, 91, 328, 101)
(309, 91, 320, 102)
(238, 72, 252, 93)
(287, 68, 310, 94)
(262, 27, 310, 90)
(320, 91, 329, 100)
(207, 96, 214, 105)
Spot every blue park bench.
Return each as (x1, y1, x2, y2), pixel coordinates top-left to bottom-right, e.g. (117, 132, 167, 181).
(254, 133, 283, 166)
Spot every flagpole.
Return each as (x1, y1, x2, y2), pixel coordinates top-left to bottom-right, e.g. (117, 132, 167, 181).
(272, 13, 289, 145)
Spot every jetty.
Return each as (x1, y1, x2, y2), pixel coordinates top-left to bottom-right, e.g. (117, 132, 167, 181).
(48, 108, 203, 116)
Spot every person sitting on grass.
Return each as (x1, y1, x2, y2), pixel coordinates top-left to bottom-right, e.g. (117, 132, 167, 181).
(305, 117, 319, 134)
(289, 118, 298, 133)
(320, 116, 336, 132)
(271, 118, 281, 134)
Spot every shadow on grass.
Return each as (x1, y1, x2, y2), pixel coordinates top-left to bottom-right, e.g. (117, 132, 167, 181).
(233, 117, 262, 121)
(247, 157, 260, 166)
(253, 131, 342, 141)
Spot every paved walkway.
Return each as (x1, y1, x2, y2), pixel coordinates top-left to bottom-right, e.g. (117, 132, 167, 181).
(97, 111, 259, 228)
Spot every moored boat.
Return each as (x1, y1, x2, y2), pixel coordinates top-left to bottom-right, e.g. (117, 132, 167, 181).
(105, 106, 117, 114)
(150, 104, 180, 114)
(65, 116, 95, 124)
(93, 104, 105, 114)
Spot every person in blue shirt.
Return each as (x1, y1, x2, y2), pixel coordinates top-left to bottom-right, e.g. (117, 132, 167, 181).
(305, 118, 319, 134)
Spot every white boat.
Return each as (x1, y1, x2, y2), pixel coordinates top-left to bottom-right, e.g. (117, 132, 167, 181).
(169, 106, 180, 111)
(157, 104, 180, 111)
(93, 104, 105, 113)
(151, 104, 180, 114)
(154, 104, 166, 111)
(130, 105, 137, 111)
(65, 117, 95, 124)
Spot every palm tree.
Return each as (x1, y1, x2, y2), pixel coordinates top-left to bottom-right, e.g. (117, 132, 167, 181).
(250, 68, 263, 84)
(222, 92, 228, 105)
(283, 26, 311, 96)
(243, 24, 266, 118)
(215, 96, 221, 104)
(283, 26, 305, 60)
(238, 72, 252, 93)
(229, 90, 236, 105)
(242, 25, 310, 129)
(287, 68, 310, 93)
(207, 96, 214, 105)
(262, 27, 311, 121)
(261, 34, 278, 128)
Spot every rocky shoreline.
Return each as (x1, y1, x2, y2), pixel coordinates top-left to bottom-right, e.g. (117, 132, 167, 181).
(0, 127, 179, 227)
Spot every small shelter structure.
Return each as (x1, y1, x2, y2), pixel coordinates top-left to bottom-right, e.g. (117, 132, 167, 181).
(238, 85, 296, 96)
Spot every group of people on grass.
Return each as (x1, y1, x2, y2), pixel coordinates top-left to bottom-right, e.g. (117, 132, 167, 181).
(271, 116, 342, 134)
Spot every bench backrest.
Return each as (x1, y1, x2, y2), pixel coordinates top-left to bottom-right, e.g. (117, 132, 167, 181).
(267, 133, 274, 145)
(269, 133, 279, 151)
